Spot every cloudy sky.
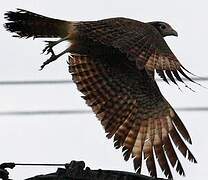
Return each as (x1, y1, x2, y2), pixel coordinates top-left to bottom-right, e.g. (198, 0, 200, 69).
(0, 0, 208, 179)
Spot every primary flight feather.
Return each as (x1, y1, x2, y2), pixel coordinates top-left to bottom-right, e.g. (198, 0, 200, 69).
(4, 9, 198, 179)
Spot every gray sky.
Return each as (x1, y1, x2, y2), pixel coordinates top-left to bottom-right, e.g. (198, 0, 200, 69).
(0, 0, 208, 179)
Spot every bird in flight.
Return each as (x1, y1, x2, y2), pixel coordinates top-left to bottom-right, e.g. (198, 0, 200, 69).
(4, 9, 198, 179)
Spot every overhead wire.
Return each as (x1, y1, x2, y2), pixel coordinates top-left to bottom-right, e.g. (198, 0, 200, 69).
(0, 76, 208, 85)
(0, 77, 207, 116)
(0, 107, 207, 116)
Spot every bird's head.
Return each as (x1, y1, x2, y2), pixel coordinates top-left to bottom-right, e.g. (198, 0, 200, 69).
(149, 21, 178, 37)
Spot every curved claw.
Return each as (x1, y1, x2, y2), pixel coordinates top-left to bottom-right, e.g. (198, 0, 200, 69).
(40, 36, 70, 70)
(40, 54, 57, 70)
(40, 47, 70, 70)
(42, 41, 56, 55)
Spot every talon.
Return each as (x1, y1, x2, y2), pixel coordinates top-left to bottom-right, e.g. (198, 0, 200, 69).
(40, 47, 70, 70)
(40, 54, 57, 70)
(40, 36, 70, 69)
(42, 46, 48, 54)
(42, 41, 56, 54)
(46, 47, 55, 55)
(42, 36, 69, 55)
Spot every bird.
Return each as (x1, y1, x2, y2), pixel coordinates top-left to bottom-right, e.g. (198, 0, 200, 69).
(4, 9, 198, 179)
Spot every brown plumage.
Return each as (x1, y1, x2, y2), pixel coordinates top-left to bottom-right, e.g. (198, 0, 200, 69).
(4, 9, 198, 179)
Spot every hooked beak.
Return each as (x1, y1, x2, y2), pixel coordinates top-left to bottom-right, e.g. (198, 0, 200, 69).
(171, 29, 178, 37)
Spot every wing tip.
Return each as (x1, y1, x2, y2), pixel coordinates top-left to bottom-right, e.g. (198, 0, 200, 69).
(175, 160, 185, 176)
(156, 65, 207, 91)
(133, 156, 142, 173)
(171, 111, 192, 145)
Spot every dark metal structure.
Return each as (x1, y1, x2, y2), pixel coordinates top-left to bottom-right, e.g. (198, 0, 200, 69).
(0, 161, 166, 180)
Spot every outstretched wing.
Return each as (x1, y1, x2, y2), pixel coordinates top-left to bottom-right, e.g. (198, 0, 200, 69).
(3, 8, 197, 179)
(75, 18, 198, 85)
(4, 9, 197, 86)
(68, 53, 196, 179)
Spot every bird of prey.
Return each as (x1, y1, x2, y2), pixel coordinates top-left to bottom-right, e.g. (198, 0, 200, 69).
(4, 9, 198, 179)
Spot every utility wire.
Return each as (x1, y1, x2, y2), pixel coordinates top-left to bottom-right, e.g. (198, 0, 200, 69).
(0, 80, 71, 85)
(0, 162, 66, 168)
(15, 163, 66, 166)
(0, 110, 91, 116)
(0, 107, 207, 116)
(0, 76, 208, 85)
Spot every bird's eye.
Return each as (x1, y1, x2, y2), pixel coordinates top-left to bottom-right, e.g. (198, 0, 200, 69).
(160, 25, 166, 29)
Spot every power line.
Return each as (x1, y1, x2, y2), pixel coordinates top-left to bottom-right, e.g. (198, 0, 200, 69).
(0, 162, 66, 168)
(0, 80, 71, 85)
(0, 110, 91, 116)
(175, 107, 208, 111)
(0, 107, 207, 116)
(0, 77, 208, 85)
(15, 163, 66, 166)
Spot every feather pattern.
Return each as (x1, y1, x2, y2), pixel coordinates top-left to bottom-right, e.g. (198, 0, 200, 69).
(68, 54, 196, 179)
(75, 19, 197, 86)
(4, 9, 197, 179)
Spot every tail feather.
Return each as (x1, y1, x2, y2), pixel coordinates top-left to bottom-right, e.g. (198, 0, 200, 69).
(4, 9, 70, 38)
